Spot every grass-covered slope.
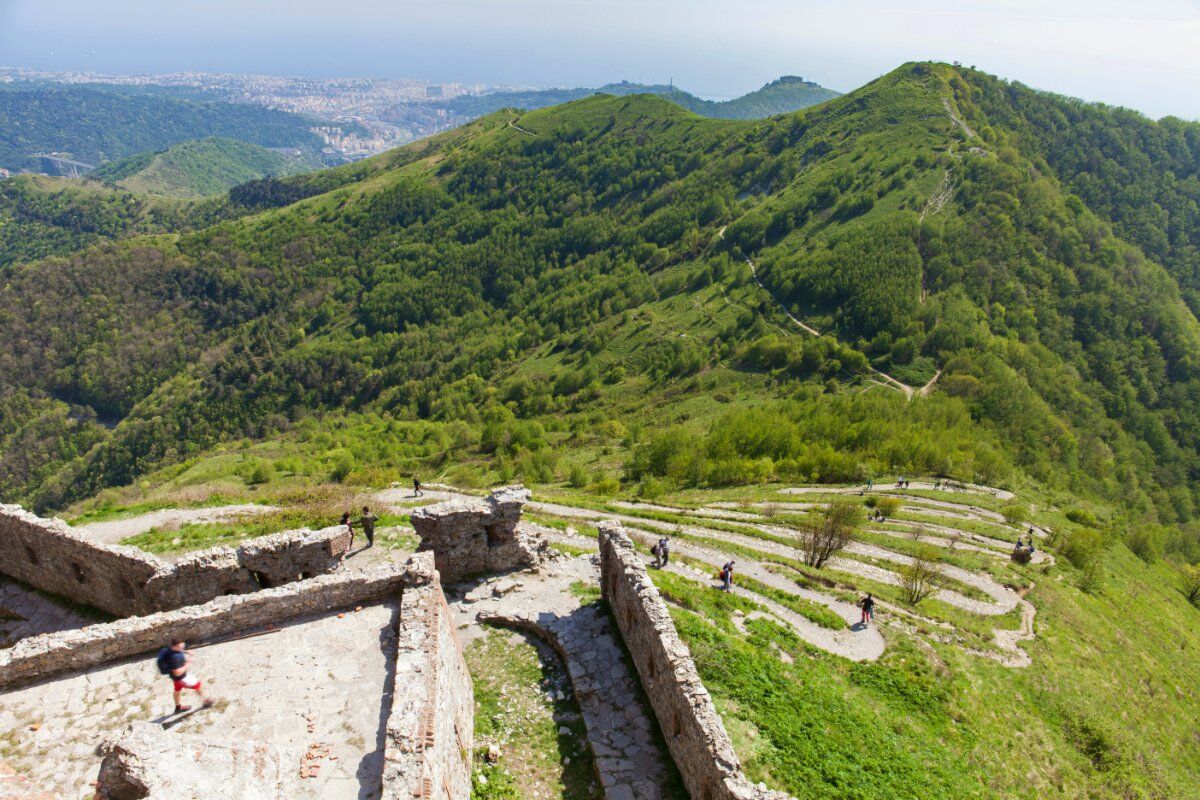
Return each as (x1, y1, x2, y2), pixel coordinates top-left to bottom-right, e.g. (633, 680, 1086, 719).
(88, 137, 320, 197)
(1, 61, 1200, 560)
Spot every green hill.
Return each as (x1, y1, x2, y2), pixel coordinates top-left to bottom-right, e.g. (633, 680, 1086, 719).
(3, 60, 1200, 798)
(88, 137, 320, 198)
(0, 85, 323, 173)
(439, 75, 839, 123)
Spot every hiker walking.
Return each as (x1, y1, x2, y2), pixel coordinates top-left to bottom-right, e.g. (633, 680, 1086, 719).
(658, 537, 670, 567)
(859, 593, 875, 626)
(866, 477, 874, 492)
(650, 539, 662, 568)
(413, 476, 423, 497)
(357, 506, 378, 548)
(157, 638, 214, 714)
(720, 560, 735, 592)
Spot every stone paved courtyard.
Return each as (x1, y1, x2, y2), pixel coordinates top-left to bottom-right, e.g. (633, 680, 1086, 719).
(0, 601, 400, 800)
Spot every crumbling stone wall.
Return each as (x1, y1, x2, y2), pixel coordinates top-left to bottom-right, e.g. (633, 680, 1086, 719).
(382, 568, 474, 800)
(410, 485, 550, 581)
(598, 521, 796, 800)
(0, 504, 162, 616)
(0, 504, 350, 617)
(0, 562, 422, 690)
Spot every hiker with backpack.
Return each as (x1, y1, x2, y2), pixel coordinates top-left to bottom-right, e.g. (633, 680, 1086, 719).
(157, 638, 214, 714)
(658, 537, 670, 567)
(413, 476, 423, 497)
(859, 593, 875, 626)
(720, 560, 735, 591)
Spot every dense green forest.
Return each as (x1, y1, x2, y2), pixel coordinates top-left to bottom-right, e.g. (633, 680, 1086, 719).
(439, 75, 839, 124)
(88, 137, 321, 197)
(2, 62, 1200, 568)
(0, 85, 323, 172)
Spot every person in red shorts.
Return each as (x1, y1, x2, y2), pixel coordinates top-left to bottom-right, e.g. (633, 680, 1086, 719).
(157, 638, 215, 713)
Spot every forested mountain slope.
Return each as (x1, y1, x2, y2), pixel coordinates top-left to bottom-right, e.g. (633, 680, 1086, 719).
(88, 137, 321, 197)
(1, 62, 1200, 555)
(0, 85, 322, 172)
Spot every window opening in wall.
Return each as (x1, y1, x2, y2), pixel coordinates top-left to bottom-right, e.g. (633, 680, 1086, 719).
(24, 545, 39, 566)
(72, 562, 87, 583)
(484, 522, 503, 547)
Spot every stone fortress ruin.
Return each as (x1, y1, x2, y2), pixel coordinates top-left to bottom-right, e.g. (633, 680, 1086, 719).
(0, 486, 793, 800)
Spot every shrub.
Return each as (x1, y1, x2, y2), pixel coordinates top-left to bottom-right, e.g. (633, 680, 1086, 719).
(1001, 503, 1028, 526)
(1125, 525, 1165, 563)
(900, 544, 945, 604)
(590, 476, 621, 496)
(1010, 547, 1032, 565)
(567, 463, 589, 488)
(327, 449, 356, 483)
(1066, 508, 1099, 527)
(875, 496, 902, 519)
(796, 499, 862, 568)
(1179, 564, 1200, 607)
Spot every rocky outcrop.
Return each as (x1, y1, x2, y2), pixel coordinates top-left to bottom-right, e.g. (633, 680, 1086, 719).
(96, 722, 301, 800)
(598, 521, 796, 800)
(410, 485, 551, 581)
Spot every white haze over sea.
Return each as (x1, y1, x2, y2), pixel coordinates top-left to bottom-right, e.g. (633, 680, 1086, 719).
(0, 0, 1196, 120)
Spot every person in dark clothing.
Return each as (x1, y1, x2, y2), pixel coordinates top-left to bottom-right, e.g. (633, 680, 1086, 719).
(859, 594, 876, 625)
(720, 560, 735, 591)
(413, 476, 423, 497)
(358, 506, 377, 548)
(157, 638, 214, 713)
(659, 538, 670, 566)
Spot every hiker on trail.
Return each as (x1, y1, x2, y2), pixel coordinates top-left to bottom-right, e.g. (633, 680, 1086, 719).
(933, 479, 941, 490)
(658, 538, 670, 567)
(157, 639, 214, 714)
(358, 506, 377, 548)
(413, 476, 423, 497)
(859, 594, 875, 625)
(720, 560, 735, 592)
(866, 478, 874, 491)
(650, 540, 662, 568)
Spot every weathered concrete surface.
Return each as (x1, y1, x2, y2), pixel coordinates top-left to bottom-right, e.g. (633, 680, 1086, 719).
(96, 722, 302, 800)
(0, 504, 351, 618)
(457, 555, 679, 800)
(382, 580, 473, 800)
(599, 522, 795, 800)
(1, 601, 404, 800)
(410, 486, 552, 581)
(0, 564, 418, 690)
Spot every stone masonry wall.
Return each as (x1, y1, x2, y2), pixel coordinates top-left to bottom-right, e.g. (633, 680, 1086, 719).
(598, 521, 796, 800)
(0, 504, 350, 617)
(382, 564, 474, 800)
(0, 504, 162, 617)
(410, 485, 550, 582)
(0, 562, 423, 691)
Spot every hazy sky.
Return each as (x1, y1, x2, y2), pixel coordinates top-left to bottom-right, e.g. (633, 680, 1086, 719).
(1, 0, 1197, 119)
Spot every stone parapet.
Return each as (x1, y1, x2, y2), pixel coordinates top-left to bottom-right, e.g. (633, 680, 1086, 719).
(0, 562, 428, 691)
(0, 504, 351, 618)
(382, 566, 474, 800)
(598, 521, 796, 800)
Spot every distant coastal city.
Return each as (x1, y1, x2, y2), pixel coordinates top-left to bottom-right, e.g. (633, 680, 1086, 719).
(0, 66, 541, 163)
